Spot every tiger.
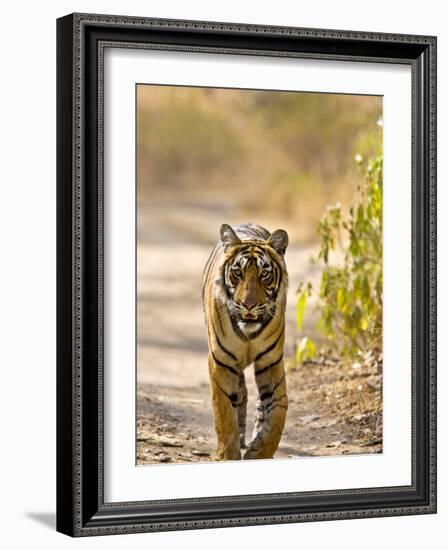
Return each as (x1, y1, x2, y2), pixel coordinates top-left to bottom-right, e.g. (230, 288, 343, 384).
(202, 222, 289, 460)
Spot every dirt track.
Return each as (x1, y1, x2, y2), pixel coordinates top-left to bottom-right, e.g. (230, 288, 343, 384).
(136, 197, 382, 465)
(137, 356, 382, 465)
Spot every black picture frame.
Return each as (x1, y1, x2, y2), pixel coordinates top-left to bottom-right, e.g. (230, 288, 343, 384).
(56, 13, 437, 537)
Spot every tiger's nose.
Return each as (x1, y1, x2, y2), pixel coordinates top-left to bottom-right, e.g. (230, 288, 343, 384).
(243, 300, 257, 310)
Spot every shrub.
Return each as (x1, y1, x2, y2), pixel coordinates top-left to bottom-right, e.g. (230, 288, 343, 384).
(296, 145, 383, 364)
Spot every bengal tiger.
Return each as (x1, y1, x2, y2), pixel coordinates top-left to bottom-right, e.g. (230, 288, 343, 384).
(202, 222, 289, 460)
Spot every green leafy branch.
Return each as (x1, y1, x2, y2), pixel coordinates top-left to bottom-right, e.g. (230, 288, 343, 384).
(296, 140, 383, 365)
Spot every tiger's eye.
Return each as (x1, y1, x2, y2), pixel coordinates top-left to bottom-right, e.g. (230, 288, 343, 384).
(233, 268, 242, 277)
(261, 269, 270, 277)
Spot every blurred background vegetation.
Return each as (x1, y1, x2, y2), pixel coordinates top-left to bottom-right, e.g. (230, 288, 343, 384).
(137, 86, 382, 244)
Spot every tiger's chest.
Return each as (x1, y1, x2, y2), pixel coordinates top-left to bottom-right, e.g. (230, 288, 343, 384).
(219, 321, 279, 369)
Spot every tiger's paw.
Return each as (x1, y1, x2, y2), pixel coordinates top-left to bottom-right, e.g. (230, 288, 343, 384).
(215, 448, 242, 461)
(243, 447, 273, 460)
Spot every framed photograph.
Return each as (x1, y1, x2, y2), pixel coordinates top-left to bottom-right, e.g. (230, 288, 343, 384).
(56, 13, 437, 536)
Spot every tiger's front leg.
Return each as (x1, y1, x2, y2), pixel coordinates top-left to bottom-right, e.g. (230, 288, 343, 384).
(238, 374, 248, 449)
(208, 354, 245, 461)
(244, 358, 288, 460)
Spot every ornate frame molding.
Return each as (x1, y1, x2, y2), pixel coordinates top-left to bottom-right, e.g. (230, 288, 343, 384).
(57, 13, 437, 536)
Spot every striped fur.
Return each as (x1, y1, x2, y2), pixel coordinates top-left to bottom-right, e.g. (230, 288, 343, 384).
(203, 223, 289, 460)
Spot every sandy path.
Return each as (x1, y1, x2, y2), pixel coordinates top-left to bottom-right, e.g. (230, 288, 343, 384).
(136, 198, 382, 465)
(137, 358, 382, 464)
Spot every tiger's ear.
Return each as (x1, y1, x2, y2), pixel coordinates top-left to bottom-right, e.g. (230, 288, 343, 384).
(268, 229, 289, 255)
(220, 224, 241, 247)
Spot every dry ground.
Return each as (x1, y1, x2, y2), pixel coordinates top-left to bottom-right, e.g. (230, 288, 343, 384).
(137, 354, 382, 465)
(136, 197, 382, 466)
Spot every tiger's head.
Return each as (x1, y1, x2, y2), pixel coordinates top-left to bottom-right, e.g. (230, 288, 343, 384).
(219, 223, 289, 338)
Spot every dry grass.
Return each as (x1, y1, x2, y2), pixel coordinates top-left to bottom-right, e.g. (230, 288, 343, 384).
(136, 85, 382, 243)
